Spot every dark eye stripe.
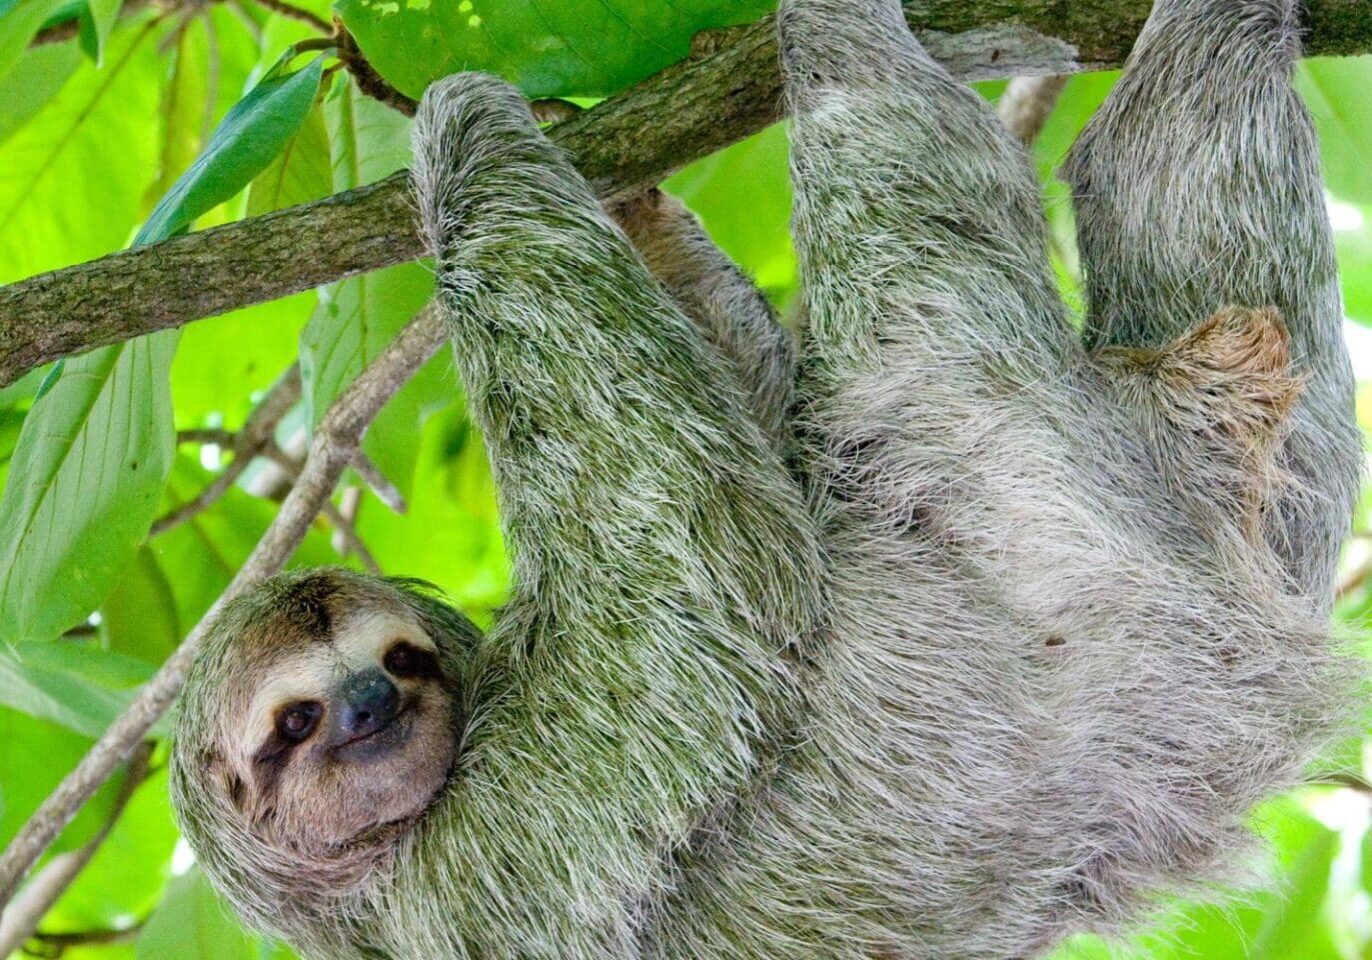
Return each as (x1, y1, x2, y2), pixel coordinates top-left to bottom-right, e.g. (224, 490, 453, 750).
(275, 700, 322, 742)
(384, 641, 441, 680)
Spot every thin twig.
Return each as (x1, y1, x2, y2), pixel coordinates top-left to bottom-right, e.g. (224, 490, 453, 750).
(997, 74, 1069, 145)
(177, 427, 235, 446)
(0, 307, 446, 908)
(0, 744, 154, 958)
(322, 498, 380, 574)
(30, 0, 154, 45)
(251, 0, 330, 34)
(333, 19, 417, 116)
(258, 440, 382, 573)
(1310, 772, 1372, 795)
(26, 922, 144, 955)
(150, 363, 301, 536)
(350, 451, 407, 514)
(1337, 551, 1372, 601)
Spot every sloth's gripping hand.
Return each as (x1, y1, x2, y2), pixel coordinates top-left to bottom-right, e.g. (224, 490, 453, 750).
(391, 74, 824, 957)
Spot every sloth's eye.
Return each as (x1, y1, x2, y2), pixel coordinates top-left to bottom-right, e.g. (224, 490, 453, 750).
(277, 701, 322, 742)
(383, 641, 438, 680)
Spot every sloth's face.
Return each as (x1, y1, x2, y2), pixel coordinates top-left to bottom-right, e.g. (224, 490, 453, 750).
(208, 596, 459, 856)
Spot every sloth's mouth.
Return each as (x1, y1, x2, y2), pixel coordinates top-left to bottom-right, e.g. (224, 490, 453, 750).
(333, 702, 417, 760)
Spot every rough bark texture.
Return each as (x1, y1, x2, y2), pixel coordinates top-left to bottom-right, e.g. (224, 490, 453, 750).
(0, 0, 1368, 386)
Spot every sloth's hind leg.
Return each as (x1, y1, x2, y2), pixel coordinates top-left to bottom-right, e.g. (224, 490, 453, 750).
(1065, 0, 1360, 599)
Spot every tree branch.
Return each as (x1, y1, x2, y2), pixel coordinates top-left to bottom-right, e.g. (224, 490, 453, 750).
(0, 307, 447, 908)
(150, 363, 301, 536)
(4, 0, 1367, 386)
(0, 744, 153, 958)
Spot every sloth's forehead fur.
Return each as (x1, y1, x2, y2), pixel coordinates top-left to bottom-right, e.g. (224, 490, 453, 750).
(222, 571, 414, 662)
(187, 570, 437, 733)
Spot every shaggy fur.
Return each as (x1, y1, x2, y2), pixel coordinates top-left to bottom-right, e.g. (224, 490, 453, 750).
(169, 0, 1361, 957)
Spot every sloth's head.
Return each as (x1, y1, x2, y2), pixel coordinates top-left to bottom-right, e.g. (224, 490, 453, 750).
(170, 568, 480, 918)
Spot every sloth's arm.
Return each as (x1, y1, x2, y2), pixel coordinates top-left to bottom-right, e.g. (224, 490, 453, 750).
(1065, 0, 1360, 600)
(398, 73, 822, 955)
(611, 190, 796, 448)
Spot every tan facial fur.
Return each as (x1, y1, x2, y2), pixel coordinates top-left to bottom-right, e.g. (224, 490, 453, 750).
(210, 593, 458, 857)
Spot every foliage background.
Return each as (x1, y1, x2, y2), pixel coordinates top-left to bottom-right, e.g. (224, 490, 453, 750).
(0, 1, 1371, 957)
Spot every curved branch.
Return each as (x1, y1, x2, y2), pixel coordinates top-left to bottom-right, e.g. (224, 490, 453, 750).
(0, 744, 153, 958)
(2, 0, 1367, 386)
(0, 307, 447, 908)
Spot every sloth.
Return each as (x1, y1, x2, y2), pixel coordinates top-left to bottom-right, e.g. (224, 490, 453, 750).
(169, 0, 1362, 957)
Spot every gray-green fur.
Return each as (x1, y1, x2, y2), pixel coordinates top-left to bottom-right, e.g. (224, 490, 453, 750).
(169, 0, 1361, 956)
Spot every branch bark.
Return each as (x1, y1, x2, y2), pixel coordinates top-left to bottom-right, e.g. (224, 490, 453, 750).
(0, 307, 447, 908)
(0, 744, 153, 958)
(3, 0, 1368, 386)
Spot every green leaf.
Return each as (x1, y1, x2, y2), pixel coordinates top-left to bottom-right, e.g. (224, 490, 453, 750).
(100, 544, 181, 664)
(137, 51, 324, 242)
(333, 0, 773, 100)
(0, 0, 68, 84)
(77, 0, 120, 64)
(0, 38, 79, 147)
(0, 334, 176, 644)
(0, 641, 161, 738)
(1297, 56, 1372, 205)
(0, 708, 121, 855)
(136, 867, 291, 960)
(46, 768, 177, 932)
(170, 291, 313, 427)
(301, 78, 443, 497)
(0, 46, 325, 647)
(0, 21, 162, 283)
(245, 100, 331, 216)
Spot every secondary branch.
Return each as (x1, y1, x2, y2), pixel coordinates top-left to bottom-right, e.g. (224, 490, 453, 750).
(2, 0, 1367, 386)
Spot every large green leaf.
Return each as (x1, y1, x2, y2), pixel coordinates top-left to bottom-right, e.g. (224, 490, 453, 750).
(1297, 56, 1372, 206)
(137, 51, 324, 241)
(301, 78, 445, 498)
(0, 47, 330, 646)
(99, 544, 181, 665)
(0, 640, 161, 739)
(136, 867, 296, 960)
(0, 20, 162, 283)
(333, 0, 773, 100)
(0, 708, 121, 855)
(0, 334, 176, 644)
(245, 100, 331, 216)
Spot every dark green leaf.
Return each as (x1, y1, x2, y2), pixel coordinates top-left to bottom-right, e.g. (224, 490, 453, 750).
(136, 52, 323, 242)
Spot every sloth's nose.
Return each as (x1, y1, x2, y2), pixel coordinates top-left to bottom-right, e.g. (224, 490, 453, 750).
(335, 670, 400, 743)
